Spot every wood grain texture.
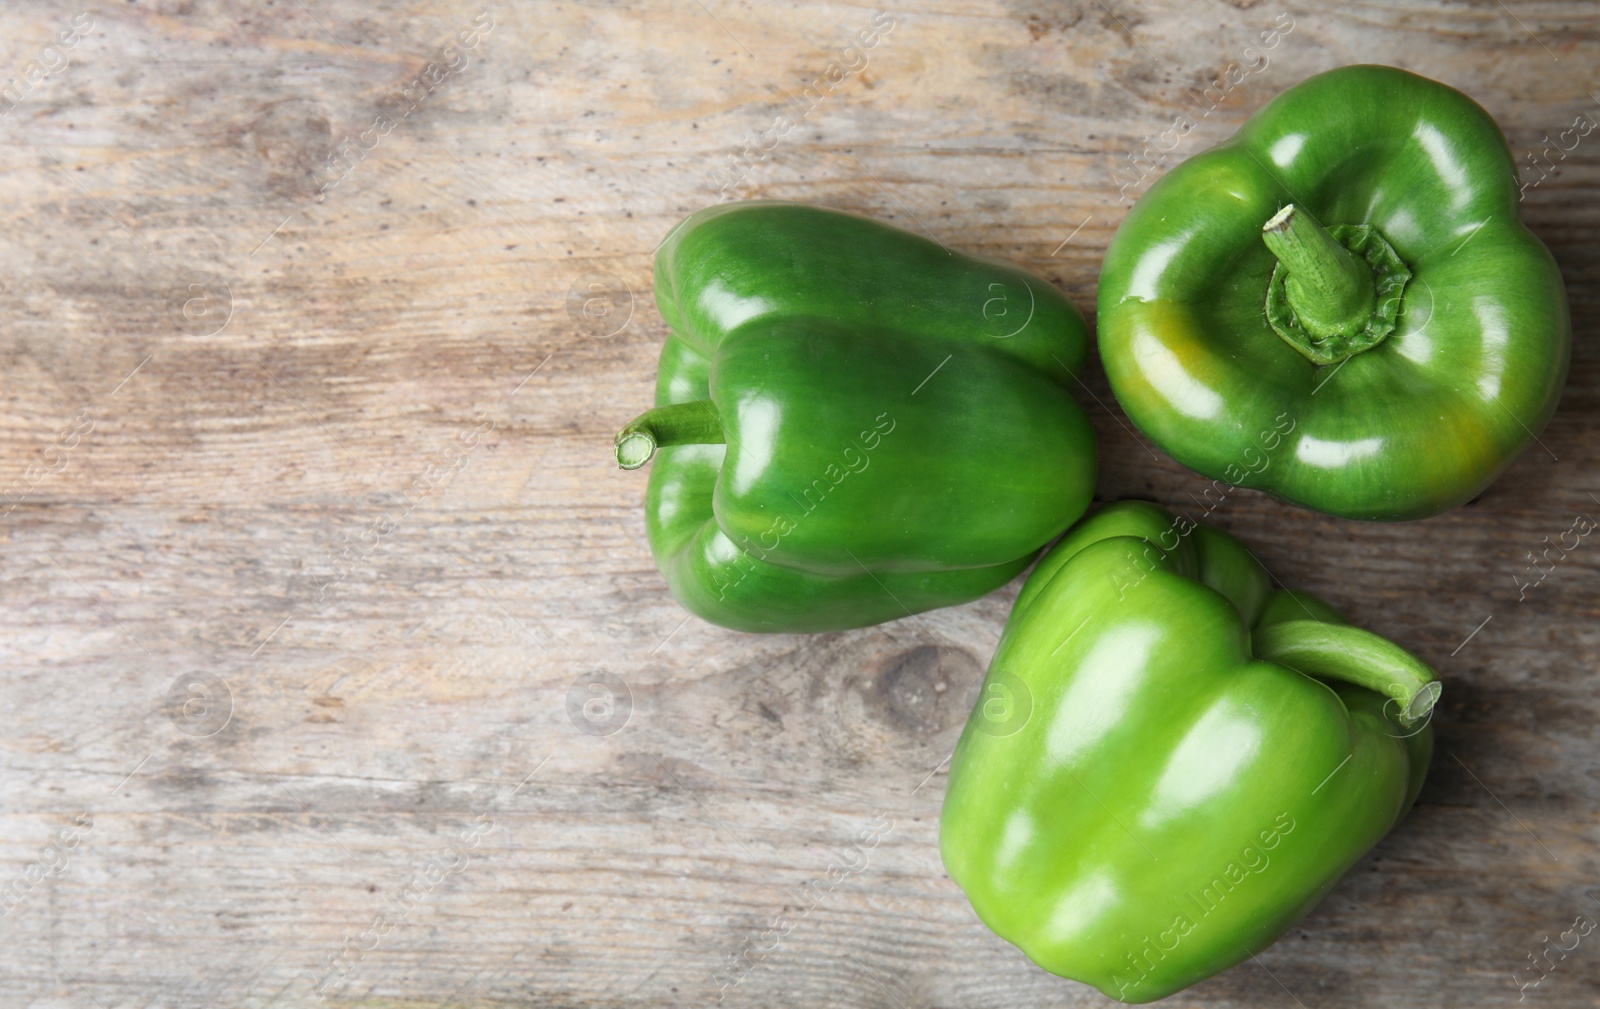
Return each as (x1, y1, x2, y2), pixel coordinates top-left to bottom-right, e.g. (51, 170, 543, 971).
(1, 0, 1597, 1006)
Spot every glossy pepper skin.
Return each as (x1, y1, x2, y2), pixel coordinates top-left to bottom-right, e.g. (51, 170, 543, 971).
(941, 502, 1438, 1003)
(1098, 65, 1570, 520)
(616, 201, 1097, 633)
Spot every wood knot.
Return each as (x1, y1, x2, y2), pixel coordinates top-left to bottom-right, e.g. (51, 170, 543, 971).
(866, 644, 981, 735)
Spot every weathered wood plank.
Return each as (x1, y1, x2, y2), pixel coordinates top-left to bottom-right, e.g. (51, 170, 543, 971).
(2, 1, 1598, 1006)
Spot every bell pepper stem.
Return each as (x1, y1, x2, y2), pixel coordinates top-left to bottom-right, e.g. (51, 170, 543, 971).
(1261, 205, 1377, 343)
(1253, 619, 1441, 728)
(615, 399, 725, 470)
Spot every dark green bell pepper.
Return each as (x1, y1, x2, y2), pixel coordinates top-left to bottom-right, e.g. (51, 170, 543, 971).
(616, 201, 1097, 633)
(941, 501, 1439, 1003)
(1098, 65, 1570, 520)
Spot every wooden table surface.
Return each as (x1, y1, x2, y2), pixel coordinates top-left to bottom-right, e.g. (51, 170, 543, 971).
(2, 1, 1596, 1006)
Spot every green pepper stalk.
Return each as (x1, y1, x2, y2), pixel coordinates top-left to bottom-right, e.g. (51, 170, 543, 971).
(615, 400, 725, 470)
(1253, 619, 1441, 727)
(1260, 203, 1413, 366)
(1261, 204, 1375, 341)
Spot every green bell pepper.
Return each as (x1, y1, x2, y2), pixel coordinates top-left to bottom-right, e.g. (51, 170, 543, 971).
(1098, 65, 1569, 520)
(941, 501, 1438, 1003)
(617, 201, 1097, 633)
